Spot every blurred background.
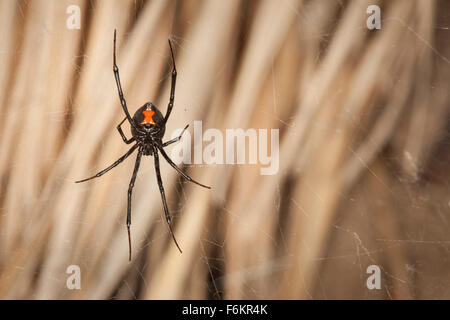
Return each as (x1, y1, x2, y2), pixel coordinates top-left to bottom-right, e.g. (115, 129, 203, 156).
(0, 0, 449, 299)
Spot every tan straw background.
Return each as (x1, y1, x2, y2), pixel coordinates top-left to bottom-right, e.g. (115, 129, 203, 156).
(0, 0, 449, 299)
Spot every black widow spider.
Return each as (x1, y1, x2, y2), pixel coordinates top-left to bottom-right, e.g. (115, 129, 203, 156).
(76, 30, 210, 261)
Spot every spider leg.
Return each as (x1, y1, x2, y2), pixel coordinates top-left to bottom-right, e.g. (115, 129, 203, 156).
(127, 149, 143, 261)
(162, 124, 188, 147)
(117, 116, 135, 144)
(157, 146, 211, 189)
(154, 147, 183, 253)
(164, 39, 177, 123)
(75, 144, 138, 183)
(113, 30, 139, 131)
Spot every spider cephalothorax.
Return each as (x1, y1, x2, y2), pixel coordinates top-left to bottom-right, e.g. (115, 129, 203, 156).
(76, 30, 210, 261)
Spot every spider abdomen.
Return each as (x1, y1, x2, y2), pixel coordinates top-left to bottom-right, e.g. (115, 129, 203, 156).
(131, 102, 166, 142)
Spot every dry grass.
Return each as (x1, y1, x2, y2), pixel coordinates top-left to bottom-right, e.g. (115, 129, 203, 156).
(0, 0, 449, 299)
